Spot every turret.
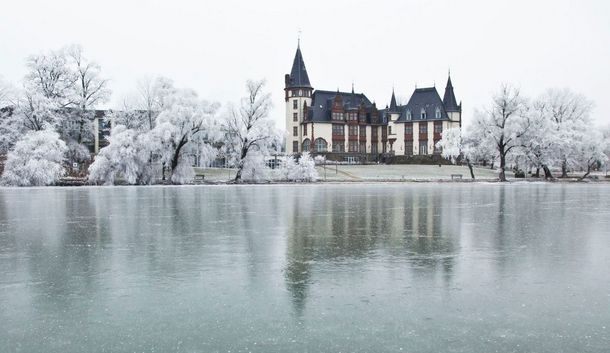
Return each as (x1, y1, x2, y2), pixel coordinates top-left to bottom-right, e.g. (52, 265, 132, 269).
(389, 89, 398, 112)
(285, 42, 314, 154)
(443, 73, 459, 112)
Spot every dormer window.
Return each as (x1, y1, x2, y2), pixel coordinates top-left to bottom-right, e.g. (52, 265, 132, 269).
(406, 110, 412, 120)
(435, 107, 441, 119)
(420, 108, 426, 119)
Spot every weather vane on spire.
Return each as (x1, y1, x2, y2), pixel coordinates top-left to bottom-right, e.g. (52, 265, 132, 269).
(298, 28, 302, 47)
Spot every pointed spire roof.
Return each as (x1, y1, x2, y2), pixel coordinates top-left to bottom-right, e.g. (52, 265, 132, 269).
(443, 73, 460, 112)
(286, 44, 312, 89)
(389, 89, 398, 111)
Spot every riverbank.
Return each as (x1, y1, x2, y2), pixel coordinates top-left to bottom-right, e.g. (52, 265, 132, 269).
(46, 164, 610, 186)
(193, 164, 608, 184)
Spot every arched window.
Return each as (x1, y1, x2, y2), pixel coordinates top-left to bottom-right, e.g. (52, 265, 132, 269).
(406, 109, 412, 120)
(302, 139, 311, 152)
(420, 108, 426, 119)
(435, 107, 441, 119)
(315, 138, 328, 152)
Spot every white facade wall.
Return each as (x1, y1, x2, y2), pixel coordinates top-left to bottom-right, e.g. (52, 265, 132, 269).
(285, 90, 312, 154)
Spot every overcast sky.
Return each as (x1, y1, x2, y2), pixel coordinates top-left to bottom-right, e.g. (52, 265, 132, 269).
(1, 0, 608, 127)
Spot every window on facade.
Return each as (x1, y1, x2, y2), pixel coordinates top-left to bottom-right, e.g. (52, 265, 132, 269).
(371, 144, 378, 154)
(332, 112, 344, 121)
(435, 107, 441, 119)
(333, 142, 344, 152)
(434, 122, 442, 134)
(293, 100, 298, 109)
(419, 141, 427, 155)
(298, 90, 302, 96)
(371, 127, 378, 138)
(293, 112, 298, 122)
(293, 127, 298, 136)
(405, 141, 413, 156)
(359, 142, 366, 153)
(388, 126, 392, 135)
(421, 108, 426, 119)
(359, 126, 366, 137)
(349, 125, 358, 136)
(303, 124, 307, 135)
(406, 110, 412, 120)
(302, 139, 311, 152)
(315, 138, 327, 152)
(332, 124, 344, 135)
(348, 141, 359, 152)
(293, 141, 299, 153)
(405, 123, 413, 134)
(419, 123, 427, 134)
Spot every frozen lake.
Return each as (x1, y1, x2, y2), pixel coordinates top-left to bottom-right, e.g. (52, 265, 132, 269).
(1, 184, 609, 352)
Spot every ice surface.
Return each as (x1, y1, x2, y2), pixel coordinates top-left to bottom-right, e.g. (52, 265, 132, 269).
(0, 184, 609, 352)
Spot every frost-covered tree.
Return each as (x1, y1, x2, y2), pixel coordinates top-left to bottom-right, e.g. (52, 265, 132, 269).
(603, 126, 610, 167)
(536, 88, 594, 178)
(436, 126, 495, 179)
(292, 152, 318, 181)
(23, 49, 76, 108)
(437, 127, 474, 179)
(477, 84, 530, 181)
(1, 127, 67, 186)
(0, 107, 21, 154)
(121, 76, 175, 131)
(573, 128, 608, 180)
(223, 79, 279, 183)
(1, 49, 74, 139)
(270, 153, 318, 182)
(0, 76, 15, 108)
(65, 44, 111, 144)
(88, 125, 154, 185)
(150, 88, 220, 184)
(436, 127, 462, 163)
(518, 102, 555, 179)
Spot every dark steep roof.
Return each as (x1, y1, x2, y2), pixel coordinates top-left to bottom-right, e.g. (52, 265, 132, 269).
(443, 75, 460, 112)
(286, 46, 312, 88)
(307, 90, 374, 122)
(395, 87, 449, 122)
(389, 90, 398, 112)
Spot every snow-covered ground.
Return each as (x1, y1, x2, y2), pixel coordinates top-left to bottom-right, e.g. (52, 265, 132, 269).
(194, 164, 610, 183)
(314, 164, 499, 181)
(195, 164, 499, 182)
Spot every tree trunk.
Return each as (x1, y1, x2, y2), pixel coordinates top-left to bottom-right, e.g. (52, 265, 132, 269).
(542, 165, 553, 180)
(499, 153, 507, 182)
(169, 137, 188, 184)
(466, 159, 475, 180)
(561, 160, 568, 178)
(578, 164, 592, 181)
(234, 145, 249, 183)
(534, 167, 540, 178)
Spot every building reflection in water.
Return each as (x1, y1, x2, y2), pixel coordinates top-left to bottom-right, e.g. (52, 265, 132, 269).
(282, 185, 459, 316)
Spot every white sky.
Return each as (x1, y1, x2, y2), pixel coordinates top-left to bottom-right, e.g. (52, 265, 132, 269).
(1, 0, 608, 127)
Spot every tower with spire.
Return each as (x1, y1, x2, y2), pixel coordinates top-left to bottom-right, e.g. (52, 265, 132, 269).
(442, 72, 462, 126)
(285, 42, 313, 154)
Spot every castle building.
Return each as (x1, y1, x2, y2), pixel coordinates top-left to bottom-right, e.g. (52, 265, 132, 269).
(285, 44, 462, 161)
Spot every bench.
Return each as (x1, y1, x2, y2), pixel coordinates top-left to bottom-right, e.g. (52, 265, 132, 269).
(451, 174, 463, 180)
(194, 175, 205, 182)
